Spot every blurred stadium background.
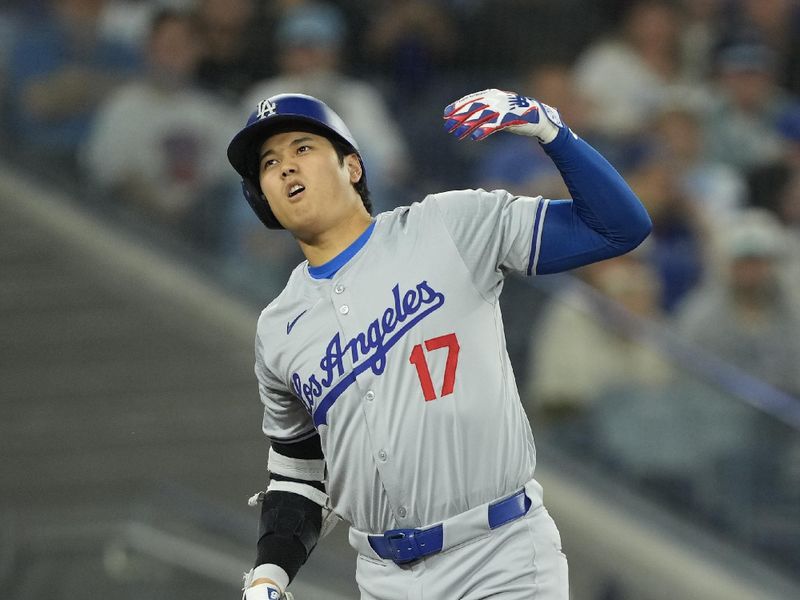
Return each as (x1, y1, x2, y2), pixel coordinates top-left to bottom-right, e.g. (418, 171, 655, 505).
(1, 1, 800, 598)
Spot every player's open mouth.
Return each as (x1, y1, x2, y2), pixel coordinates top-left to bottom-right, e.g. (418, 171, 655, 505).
(288, 184, 305, 198)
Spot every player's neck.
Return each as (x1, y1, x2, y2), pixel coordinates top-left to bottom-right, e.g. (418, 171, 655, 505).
(299, 211, 374, 267)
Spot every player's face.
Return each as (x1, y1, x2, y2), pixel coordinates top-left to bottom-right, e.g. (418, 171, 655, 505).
(258, 131, 363, 239)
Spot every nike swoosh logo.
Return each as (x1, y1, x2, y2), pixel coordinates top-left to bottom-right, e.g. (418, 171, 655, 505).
(287, 309, 308, 335)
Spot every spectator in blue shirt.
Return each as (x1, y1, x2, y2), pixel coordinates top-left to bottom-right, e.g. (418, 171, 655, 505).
(5, 0, 140, 172)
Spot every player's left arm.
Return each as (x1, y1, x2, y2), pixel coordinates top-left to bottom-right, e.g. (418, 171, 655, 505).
(443, 89, 652, 275)
(242, 432, 338, 600)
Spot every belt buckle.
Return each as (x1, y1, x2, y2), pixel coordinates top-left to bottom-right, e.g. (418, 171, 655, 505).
(384, 528, 422, 564)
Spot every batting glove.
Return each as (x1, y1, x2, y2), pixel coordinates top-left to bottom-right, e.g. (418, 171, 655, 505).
(243, 565, 294, 600)
(244, 582, 293, 600)
(443, 89, 564, 143)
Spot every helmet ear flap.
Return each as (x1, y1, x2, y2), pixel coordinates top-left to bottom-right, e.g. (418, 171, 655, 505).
(241, 178, 284, 230)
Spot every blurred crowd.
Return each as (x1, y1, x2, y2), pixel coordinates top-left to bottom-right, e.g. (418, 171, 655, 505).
(1, 0, 799, 578)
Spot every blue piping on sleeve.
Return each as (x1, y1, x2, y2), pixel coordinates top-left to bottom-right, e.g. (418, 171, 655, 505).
(526, 199, 549, 276)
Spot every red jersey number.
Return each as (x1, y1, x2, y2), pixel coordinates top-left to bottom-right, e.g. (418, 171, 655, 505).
(408, 332, 460, 401)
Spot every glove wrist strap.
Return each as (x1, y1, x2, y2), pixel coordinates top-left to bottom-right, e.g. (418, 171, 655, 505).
(244, 563, 290, 594)
(536, 120, 559, 144)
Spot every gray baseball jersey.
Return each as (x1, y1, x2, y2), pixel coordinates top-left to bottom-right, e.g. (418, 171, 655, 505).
(255, 188, 547, 535)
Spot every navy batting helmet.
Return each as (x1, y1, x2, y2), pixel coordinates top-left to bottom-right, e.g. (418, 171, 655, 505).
(227, 93, 362, 230)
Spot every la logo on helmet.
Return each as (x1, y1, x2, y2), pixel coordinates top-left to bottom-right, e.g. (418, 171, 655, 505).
(257, 99, 277, 119)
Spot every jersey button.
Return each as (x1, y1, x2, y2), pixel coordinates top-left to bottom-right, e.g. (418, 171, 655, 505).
(339, 305, 349, 315)
(397, 506, 407, 518)
(377, 449, 388, 462)
(365, 390, 375, 401)
(334, 284, 345, 294)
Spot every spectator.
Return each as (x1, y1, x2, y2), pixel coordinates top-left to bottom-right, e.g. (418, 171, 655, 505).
(99, 0, 165, 47)
(679, 0, 727, 82)
(676, 208, 800, 396)
(746, 105, 800, 215)
(726, 0, 800, 95)
(363, 0, 458, 96)
(5, 0, 141, 171)
(779, 106, 800, 169)
(0, 3, 23, 141)
(524, 254, 673, 447)
(573, 0, 702, 140)
(98, 1, 198, 48)
(775, 171, 800, 302)
(243, 1, 409, 213)
(82, 8, 240, 250)
(465, 0, 603, 71)
(704, 40, 797, 172)
(653, 100, 747, 223)
(195, 0, 272, 102)
(778, 170, 800, 231)
(625, 146, 708, 312)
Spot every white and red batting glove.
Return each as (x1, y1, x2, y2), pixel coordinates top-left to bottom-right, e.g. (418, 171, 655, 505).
(443, 88, 564, 143)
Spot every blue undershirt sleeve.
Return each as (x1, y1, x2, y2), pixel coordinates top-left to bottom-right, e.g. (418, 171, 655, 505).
(533, 127, 652, 275)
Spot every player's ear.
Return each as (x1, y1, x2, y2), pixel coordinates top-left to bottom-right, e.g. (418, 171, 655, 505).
(345, 154, 362, 184)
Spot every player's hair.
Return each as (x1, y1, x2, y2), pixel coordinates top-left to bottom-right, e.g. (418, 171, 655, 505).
(329, 138, 372, 215)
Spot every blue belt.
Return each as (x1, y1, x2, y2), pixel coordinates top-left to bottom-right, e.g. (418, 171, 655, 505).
(367, 489, 532, 564)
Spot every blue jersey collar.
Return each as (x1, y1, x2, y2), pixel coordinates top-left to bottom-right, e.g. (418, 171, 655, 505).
(308, 221, 376, 280)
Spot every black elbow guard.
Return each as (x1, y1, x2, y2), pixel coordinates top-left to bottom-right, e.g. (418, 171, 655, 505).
(256, 490, 322, 582)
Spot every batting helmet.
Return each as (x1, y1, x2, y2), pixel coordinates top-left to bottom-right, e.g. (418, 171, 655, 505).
(227, 93, 362, 230)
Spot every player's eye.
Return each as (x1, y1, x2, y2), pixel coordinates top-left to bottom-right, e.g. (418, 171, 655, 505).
(297, 145, 311, 154)
(262, 158, 278, 170)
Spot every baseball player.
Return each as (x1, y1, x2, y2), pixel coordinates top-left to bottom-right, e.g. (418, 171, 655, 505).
(227, 89, 651, 600)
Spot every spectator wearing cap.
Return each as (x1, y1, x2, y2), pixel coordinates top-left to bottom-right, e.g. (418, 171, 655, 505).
(705, 40, 798, 172)
(675, 208, 800, 396)
(242, 1, 409, 213)
(728, 0, 800, 95)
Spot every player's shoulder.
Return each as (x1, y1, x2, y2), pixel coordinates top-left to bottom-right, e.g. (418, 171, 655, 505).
(373, 193, 449, 231)
(426, 188, 503, 204)
(256, 263, 311, 329)
(389, 189, 499, 214)
(423, 188, 518, 217)
(377, 189, 515, 231)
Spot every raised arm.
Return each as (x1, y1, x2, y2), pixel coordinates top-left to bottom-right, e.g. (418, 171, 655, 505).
(443, 89, 651, 275)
